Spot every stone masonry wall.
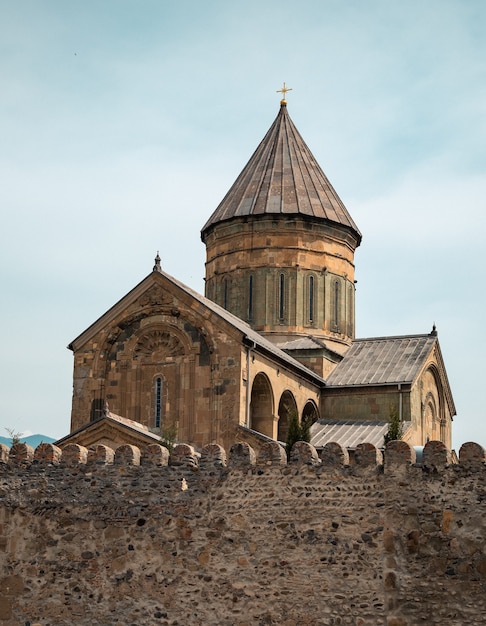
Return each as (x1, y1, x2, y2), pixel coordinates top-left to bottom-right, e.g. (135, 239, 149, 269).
(1, 440, 486, 626)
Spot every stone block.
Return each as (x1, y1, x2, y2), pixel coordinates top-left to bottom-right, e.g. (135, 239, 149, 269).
(200, 443, 227, 469)
(229, 442, 256, 468)
(355, 442, 382, 467)
(170, 443, 198, 468)
(257, 441, 287, 466)
(87, 444, 115, 465)
(319, 441, 349, 466)
(60, 443, 88, 466)
(0, 443, 9, 464)
(34, 442, 62, 465)
(384, 440, 415, 470)
(423, 440, 451, 471)
(115, 444, 141, 466)
(289, 441, 320, 465)
(141, 443, 170, 466)
(459, 442, 486, 466)
(9, 442, 35, 466)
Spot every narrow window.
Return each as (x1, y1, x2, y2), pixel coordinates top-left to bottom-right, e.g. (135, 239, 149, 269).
(223, 278, 228, 310)
(333, 281, 340, 328)
(248, 275, 253, 320)
(155, 377, 162, 428)
(279, 274, 285, 321)
(309, 275, 314, 322)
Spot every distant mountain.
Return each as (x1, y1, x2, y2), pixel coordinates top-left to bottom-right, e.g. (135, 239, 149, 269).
(0, 434, 57, 449)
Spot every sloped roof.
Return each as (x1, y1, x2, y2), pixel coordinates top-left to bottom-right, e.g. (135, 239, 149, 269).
(310, 419, 412, 450)
(201, 104, 361, 242)
(325, 334, 437, 387)
(55, 412, 162, 449)
(69, 264, 325, 387)
(277, 335, 346, 359)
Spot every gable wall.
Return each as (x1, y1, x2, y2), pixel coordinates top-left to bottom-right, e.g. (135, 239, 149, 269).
(70, 279, 245, 450)
(409, 362, 453, 448)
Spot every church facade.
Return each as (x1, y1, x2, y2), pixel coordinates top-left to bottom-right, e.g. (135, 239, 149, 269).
(60, 97, 455, 453)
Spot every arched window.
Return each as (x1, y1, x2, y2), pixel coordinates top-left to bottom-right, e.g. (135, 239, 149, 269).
(308, 275, 314, 323)
(223, 278, 228, 310)
(333, 280, 340, 329)
(279, 274, 285, 321)
(154, 377, 163, 428)
(248, 275, 254, 320)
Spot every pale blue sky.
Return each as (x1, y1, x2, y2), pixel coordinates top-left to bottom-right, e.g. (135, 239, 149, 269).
(1, 0, 485, 449)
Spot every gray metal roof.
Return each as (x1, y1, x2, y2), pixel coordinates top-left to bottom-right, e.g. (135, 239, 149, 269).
(310, 419, 411, 450)
(325, 334, 437, 387)
(201, 104, 361, 242)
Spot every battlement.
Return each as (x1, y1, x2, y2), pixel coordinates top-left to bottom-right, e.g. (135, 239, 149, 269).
(2, 438, 486, 625)
(1, 439, 484, 474)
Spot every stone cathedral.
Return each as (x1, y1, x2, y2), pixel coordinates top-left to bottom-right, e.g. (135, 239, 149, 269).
(57, 94, 456, 453)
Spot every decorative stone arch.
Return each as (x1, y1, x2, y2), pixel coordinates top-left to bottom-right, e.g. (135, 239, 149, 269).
(302, 400, 319, 426)
(277, 390, 298, 443)
(421, 364, 444, 444)
(422, 392, 437, 443)
(93, 319, 201, 430)
(133, 329, 186, 361)
(250, 372, 275, 438)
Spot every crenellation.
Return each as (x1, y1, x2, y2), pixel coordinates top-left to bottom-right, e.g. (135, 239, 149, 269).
(1, 439, 486, 473)
(114, 444, 141, 466)
(422, 439, 451, 470)
(459, 441, 486, 466)
(1, 440, 486, 623)
(87, 444, 114, 465)
(355, 442, 383, 467)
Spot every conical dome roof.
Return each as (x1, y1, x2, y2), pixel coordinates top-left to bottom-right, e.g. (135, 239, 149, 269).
(201, 104, 361, 243)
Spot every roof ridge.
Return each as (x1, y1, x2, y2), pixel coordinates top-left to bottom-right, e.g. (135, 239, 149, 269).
(353, 333, 435, 343)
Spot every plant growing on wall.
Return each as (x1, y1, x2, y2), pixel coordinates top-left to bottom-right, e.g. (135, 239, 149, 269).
(4, 427, 24, 447)
(384, 405, 403, 445)
(161, 420, 178, 453)
(285, 411, 311, 459)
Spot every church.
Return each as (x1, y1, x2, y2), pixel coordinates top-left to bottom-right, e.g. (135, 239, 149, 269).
(56, 90, 456, 454)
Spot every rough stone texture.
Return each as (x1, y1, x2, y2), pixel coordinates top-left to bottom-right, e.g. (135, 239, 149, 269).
(1, 440, 486, 625)
(141, 443, 169, 467)
(319, 441, 349, 466)
(200, 443, 227, 469)
(60, 444, 88, 466)
(257, 441, 287, 466)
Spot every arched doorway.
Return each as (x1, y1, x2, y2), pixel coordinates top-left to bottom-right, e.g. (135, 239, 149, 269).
(250, 373, 274, 438)
(277, 390, 298, 442)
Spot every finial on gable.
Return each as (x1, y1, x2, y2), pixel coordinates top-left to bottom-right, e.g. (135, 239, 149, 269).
(430, 323, 437, 336)
(153, 251, 161, 272)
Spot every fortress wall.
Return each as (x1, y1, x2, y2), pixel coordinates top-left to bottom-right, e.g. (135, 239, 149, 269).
(0, 440, 485, 626)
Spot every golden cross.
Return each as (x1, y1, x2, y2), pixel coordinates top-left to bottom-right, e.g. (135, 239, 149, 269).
(277, 82, 292, 105)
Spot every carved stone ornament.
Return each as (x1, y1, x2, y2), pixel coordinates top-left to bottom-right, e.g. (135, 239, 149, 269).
(139, 285, 173, 307)
(134, 330, 185, 360)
